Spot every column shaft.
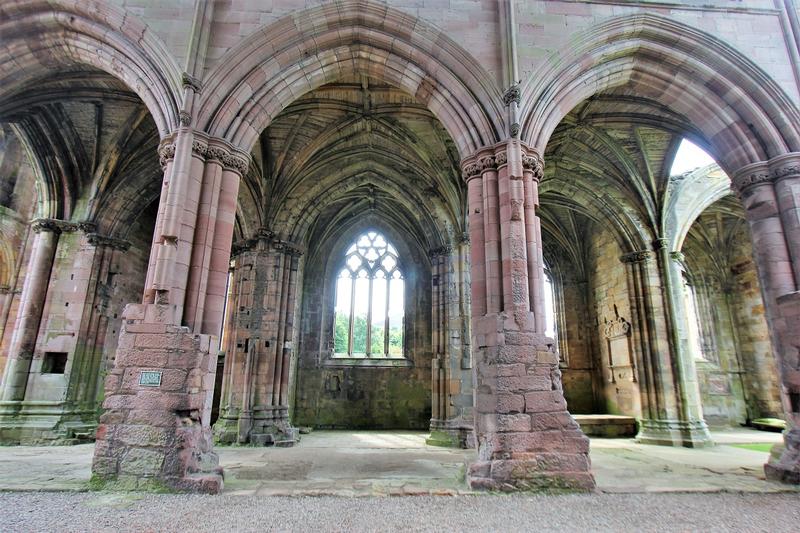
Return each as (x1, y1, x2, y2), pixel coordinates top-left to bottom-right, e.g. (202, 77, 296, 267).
(1, 222, 59, 401)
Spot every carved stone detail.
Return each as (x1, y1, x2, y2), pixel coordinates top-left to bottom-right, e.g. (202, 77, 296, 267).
(604, 315, 631, 339)
(620, 250, 652, 263)
(462, 162, 482, 181)
(31, 218, 79, 234)
(429, 245, 453, 257)
(158, 142, 176, 169)
(502, 82, 521, 106)
(522, 152, 544, 181)
(732, 161, 771, 193)
(86, 233, 131, 251)
(179, 111, 192, 127)
(181, 72, 203, 94)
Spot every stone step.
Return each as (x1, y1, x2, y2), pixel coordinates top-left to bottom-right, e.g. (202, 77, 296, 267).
(573, 414, 637, 438)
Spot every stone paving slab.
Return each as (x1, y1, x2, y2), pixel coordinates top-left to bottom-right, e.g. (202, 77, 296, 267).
(0, 429, 796, 496)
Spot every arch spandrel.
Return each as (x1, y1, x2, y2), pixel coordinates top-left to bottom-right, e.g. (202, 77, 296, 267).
(522, 13, 800, 173)
(0, 0, 183, 137)
(198, 0, 504, 158)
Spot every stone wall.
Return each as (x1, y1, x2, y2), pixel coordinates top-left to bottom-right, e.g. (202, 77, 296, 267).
(560, 279, 597, 414)
(587, 227, 640, 417)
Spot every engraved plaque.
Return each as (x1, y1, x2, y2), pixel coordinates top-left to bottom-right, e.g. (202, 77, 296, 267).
(139, 370, 162, 387)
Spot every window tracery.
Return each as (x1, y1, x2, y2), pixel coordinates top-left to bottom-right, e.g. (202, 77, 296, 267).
(333, 231, 405, 358)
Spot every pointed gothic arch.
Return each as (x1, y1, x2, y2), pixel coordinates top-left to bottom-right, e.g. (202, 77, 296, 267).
(522, 13, 800, 173)
(198, 0, 504, 158)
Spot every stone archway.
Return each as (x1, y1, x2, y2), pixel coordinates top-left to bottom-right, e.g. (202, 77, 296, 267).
(524, 13, 800, 481)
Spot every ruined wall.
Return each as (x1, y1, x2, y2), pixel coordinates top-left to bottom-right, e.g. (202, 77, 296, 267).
(587, 226, 640, 417)
(293, 226, 432, 430)
(560, 278, 597, 414)
(686, 229, 781, 426)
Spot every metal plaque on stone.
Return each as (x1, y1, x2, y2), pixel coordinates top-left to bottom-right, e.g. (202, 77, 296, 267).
(139, 370, 163, 387)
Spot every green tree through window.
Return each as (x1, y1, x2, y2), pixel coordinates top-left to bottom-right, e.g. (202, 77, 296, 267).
(333, 231, 404, 358)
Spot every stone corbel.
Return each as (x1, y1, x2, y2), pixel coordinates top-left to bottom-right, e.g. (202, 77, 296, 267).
(502, 82, 521, 107)
(86, 233, 131, 251)
(429, 245, 453, 258)
(182, 72, 203, 94)
(620, 250, 653, 264)
(30, 218, 79, 234)
(158, 141, 176, 169)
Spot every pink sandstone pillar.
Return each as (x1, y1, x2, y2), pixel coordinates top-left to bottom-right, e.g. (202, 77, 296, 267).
(464, 142, 595, 491)
(733, 156, 800, 483)
(91, 131, 249, 493)
(0, 219, 61, 402)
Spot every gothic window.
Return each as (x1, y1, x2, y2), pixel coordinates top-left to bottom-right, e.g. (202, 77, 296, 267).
(333, 231, 405, 358)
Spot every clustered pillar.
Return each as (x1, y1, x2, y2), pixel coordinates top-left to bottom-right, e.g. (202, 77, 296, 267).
(91, 129, 249, 493)
(733, 154, 800, 483)
(620, 249, 712, 447)
(428, 243, 474, 448)
(214, 229, 300, 446)
(463, 141, 595, 491)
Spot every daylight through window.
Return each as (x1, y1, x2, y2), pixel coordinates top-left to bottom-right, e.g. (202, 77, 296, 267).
(334, 232, 404, 358)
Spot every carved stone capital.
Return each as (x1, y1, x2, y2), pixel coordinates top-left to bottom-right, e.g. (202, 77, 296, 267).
(731, 161, 771, 193)
(158, 141, 176, 169)
(231, 227, 275, 256)
(181, 72, 203, 94)
(86, 233, 131, 251)
(769, 153, 800, 182)
(522, 152, 544, 181)
(620, 250, 652, 263)
(461, 162, 482, 181)
(221, 152, 250, 176)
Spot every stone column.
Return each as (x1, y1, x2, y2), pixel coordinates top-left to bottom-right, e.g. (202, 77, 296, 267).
(0, 218, 63, 402)
(619, 250, 712, 446)
(213, 230, 300, 446)
(427, 245, 474, 447)
(463, 142, 595, 491)
(91, 131, 249, 493)
(733, 155, 800, 483)
(66, 234, 131, 425)
(657, 246, 712, 446)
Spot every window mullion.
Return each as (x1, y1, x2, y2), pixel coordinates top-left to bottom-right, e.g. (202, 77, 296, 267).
(384, 275, 390, 357)
(348, 274, 356, 356)
(366, 274, 374, 357)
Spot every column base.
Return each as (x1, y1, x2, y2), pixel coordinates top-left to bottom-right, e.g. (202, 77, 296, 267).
(427, 418, 475, 448)
(468, 314, 596, 492)
(765, 428, 800, 484)
(0, 401, 98, 445)
(214, 406, 298, 447)
(635, 418, 714, 448)
(90, 304, 223, 494)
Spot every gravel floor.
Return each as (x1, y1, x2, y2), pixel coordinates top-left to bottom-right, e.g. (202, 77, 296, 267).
(1, 492, 799, 532)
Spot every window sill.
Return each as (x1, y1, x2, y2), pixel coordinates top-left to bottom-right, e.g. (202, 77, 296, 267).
(323, 357, 413, 368)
